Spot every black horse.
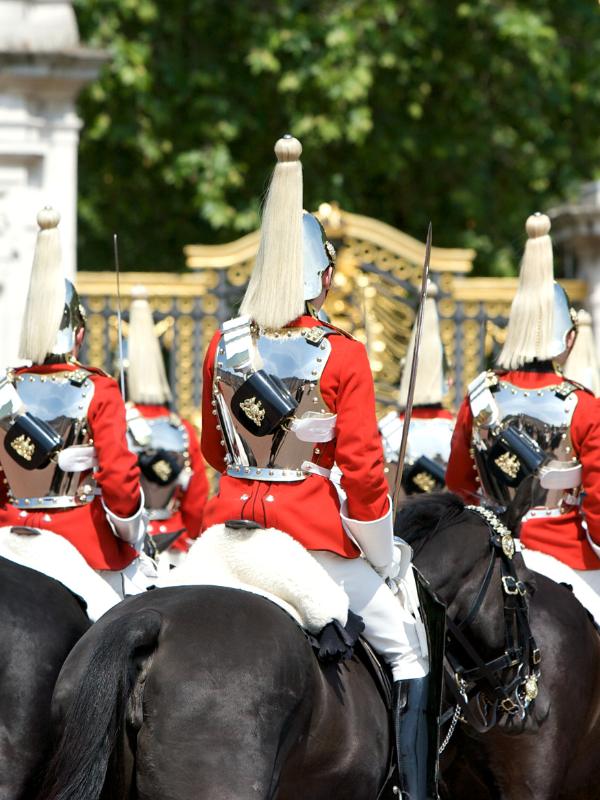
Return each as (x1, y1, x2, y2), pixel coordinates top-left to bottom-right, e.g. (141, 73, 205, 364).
(0, 555, 89, 800)
(40, 495, 600, 800)
(401, 494, 600, 800)
(40, 587, 392, 800)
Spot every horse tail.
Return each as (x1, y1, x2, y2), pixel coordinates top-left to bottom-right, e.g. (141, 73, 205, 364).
(39, 608, 162, 800)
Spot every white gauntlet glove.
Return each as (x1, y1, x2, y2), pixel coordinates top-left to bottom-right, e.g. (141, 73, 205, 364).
(375, 545, 403, 582)
(102, 490, 147, 552)
(340, 495, 394, 571)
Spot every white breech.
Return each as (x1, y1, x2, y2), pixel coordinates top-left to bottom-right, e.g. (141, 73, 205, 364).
(156, 547, 187, 580)
(98, 552, 158, 599)
(522, 548, 600, 626)
(311, 551, 429, 681)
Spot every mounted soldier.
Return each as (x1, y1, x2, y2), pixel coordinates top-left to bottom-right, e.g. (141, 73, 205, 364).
(379, 282, 454, 496)
(201, 135, 436, 798)
(125, 284, 209, 566)
(0, 208, 155, 616)
(446, 212, 600, 625)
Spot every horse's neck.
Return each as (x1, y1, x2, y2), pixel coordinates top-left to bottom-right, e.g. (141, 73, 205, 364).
(416, 524, 505, 653)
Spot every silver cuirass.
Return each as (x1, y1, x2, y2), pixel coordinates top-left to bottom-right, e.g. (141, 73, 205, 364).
(379, 412, 454, 466)
(213, 321, 335, 481)
(469, 371, 582, 509)
(0, 369, 96, 509)
(379, 411, 454, 494)
(127, 411, 190, 520)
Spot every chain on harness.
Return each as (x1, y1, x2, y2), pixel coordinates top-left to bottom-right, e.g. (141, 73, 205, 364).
(440, 505, 541, 742)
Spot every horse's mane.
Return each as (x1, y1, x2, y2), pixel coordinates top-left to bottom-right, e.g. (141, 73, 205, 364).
(396, 492, 467, 545)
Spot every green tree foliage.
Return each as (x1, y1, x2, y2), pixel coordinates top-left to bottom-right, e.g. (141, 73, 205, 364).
(74, 0, 600, 274)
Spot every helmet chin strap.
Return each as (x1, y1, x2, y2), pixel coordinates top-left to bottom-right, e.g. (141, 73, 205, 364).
(306, 267, 333, 315)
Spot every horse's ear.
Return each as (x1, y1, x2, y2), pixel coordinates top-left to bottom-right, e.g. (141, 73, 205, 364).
(500, 475, 536, 535)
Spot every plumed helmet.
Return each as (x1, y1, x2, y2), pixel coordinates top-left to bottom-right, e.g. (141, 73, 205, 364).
(240, 135, 335, 329)
(302, 211, 336, 301)
(18, 208, 86, 364)
(398, 282, 447, 407)
(497, 213, 575, 369)
(52, 279, 87, 357)
(127, 284, 172, 405)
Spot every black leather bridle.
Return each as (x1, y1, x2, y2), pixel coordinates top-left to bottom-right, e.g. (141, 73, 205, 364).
(441, 505, 541, 734)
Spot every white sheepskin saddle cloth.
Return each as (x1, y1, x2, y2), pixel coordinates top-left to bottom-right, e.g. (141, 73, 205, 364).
(0, 526, 121, 622)
(159, 524, 350, 634)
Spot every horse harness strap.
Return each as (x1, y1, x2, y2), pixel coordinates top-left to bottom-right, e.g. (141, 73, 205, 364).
(444, 506, 540, 728)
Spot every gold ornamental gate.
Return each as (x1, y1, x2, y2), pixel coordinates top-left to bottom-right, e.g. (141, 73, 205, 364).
(77, 203, 586, 425)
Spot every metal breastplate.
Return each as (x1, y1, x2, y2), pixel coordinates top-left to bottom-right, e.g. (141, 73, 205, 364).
(0, 369, 96, 509)
(380, 413, 454, 494)
(406, 417, 454, 465)
(470, 373, 581, 508)
(213, 325, 334, 481)
(127, 413, 189, 519)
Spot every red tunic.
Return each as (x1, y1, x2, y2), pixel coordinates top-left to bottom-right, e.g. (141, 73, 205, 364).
(0, 362, 141, 570)
(446, 369, 600, 570)
(133, 403, 209, 551)
(201, 314, 390, 558)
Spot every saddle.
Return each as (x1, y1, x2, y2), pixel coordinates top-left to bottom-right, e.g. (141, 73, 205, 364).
(160, 519, 355, 636)
(355, 636, 393, 710)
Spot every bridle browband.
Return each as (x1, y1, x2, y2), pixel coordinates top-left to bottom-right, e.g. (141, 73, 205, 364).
(441, 505, 541, 735)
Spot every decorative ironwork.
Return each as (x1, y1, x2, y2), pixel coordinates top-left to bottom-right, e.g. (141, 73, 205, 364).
(76, 203, 587, 437)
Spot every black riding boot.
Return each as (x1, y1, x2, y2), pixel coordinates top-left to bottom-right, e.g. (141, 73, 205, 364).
(392, 677, 432, 800)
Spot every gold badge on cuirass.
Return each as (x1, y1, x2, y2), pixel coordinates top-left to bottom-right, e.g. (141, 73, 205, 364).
(413, 471, 436, 493)
(152, 459, 173, 482)
(239, 396, 265, 426)
(10, 434, 35, 461)
(494, 451, 520, 479)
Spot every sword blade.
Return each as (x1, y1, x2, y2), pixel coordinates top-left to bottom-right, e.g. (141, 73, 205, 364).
(113, 234, 126, 400)
(392, 222, 432, 513)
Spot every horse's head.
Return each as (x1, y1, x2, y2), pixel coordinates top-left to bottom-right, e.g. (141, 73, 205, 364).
(396, 493, 513, 657)
(397, 493, 541, 734)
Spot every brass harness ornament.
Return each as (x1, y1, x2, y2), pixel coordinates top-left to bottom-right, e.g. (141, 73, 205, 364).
(239, 396, 266, 426)
(10, 435, 35, 462)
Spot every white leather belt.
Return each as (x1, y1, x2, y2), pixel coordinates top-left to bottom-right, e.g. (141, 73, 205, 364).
(522, 507, 565, 522)
(300, 460, 332, 479)
(222, 315, 254, 370)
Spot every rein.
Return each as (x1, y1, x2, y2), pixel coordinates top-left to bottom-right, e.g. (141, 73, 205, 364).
(441, 505, 541, 737)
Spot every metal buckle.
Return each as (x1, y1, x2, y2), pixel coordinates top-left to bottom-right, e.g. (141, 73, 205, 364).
(500, 697, 519, 714)
(502, 575, 527, 596)
(501, 533, 515, 559)
(303, 327, 326, 345)
(454, 673, 469, 701)
(532, 648, 541, 665)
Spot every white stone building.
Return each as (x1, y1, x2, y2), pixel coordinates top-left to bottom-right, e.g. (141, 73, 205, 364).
(0, 0, 106, 366)
(551, 181, 600, 354)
